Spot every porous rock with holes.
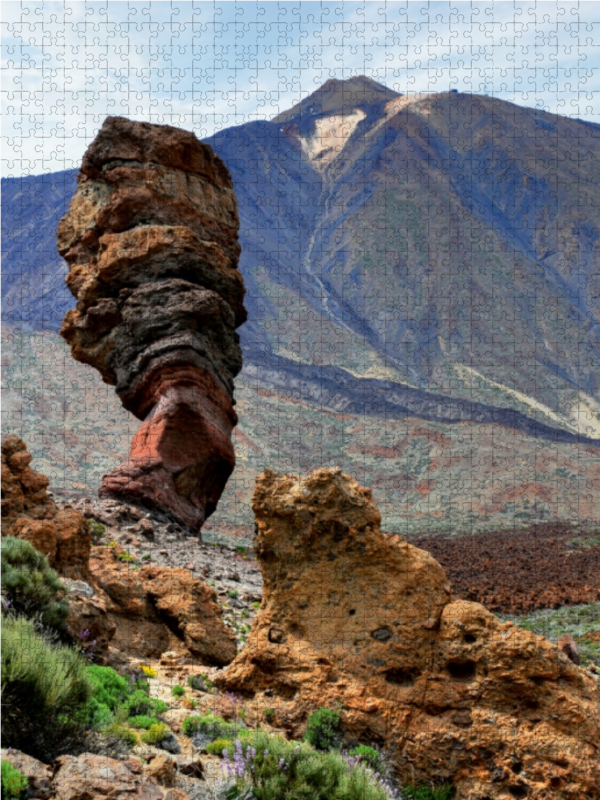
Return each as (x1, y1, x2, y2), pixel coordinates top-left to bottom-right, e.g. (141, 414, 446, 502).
(217, 467, 600, 800)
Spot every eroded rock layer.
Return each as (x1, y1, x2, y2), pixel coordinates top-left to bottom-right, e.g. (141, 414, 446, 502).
(1, 437, 236, 667)
(59, 116, 246, 531)
(1, 435, 91, 579)
(218, 468, 600, 800)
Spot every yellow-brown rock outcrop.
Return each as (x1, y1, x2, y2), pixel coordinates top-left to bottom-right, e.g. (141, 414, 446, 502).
(218, 467, 600, 800)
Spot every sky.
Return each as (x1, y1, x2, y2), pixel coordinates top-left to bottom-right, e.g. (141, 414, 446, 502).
(2, 0, 599, 177)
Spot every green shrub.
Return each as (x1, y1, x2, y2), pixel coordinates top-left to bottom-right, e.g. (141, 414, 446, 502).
(217, 732, 396, 800)
(263, 708, 275, 723)
(402, 785, 455, 800)
(104, 723, 138, 748)
(349, 745, 382, 771)
(228, 589, 239, 598)
(304, 707, 342, 751)
(1, 615, 92, 761)
(84, 664, 130, 729)
(128, 715, 159, 729)
(172, 684, 185, 697)
(83, 665, 166, 731)
(86, 519, 106, 543)
(141, 722, 169, 745)
(182, 713, 246, 742)
(1, 760, 28, 800)
(124, 688, 168, 718)
(205, 737, 234, 755)
(1, 536, 69, 633)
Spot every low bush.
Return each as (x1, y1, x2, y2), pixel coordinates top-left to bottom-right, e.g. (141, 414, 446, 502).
(182, 713, 226, 739)
(83, 665, 167, 730)
(141, 722, 169, 745)
(182, 713, 249, 746)
(263, 708, 275, 723)
(128, 715, 159, 729)
(206, 737, 234, 756)
(348, 745, 382, 772)
(104, 723, 139, 748)
(124, 688, 168, 718)
(1, 536, 69, 634)
(216, 731, 398, 800)
(402, 785, 455, 800)
(172, 684, 185, 697)
(86, 519, 106, 543)
(1, 760, 28, 800)
(84, 664, 130, 729)
(304, 707, 342, 751)
(1, 615, 92, 761)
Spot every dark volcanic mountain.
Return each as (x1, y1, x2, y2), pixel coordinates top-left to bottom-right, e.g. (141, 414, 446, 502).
(207, 76, 600, 438)
(3, 77, 600, 535)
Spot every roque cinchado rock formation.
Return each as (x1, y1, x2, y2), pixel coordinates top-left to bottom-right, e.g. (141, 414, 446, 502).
(58, 116, 246, 532)
(218, 468, 600, 800)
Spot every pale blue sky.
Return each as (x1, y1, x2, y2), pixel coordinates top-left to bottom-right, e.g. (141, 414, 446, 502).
(2, 1, 599, 176)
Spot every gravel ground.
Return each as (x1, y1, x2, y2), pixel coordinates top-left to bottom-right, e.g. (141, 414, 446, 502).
(65, 495, 263, 650)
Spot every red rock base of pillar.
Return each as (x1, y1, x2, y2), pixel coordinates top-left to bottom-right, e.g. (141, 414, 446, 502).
(99, 367, 236, 533)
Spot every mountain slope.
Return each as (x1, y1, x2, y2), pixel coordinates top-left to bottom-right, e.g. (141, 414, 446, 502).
(206, 78, 600, 437)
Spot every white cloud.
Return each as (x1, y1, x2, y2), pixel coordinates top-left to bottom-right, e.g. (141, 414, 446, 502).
(1, 1, 598, 176)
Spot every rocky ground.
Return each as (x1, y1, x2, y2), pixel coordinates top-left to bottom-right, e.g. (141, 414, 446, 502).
(412, 521, 600, 614)
(66, 494, 263, 652)
(63, 492, 600, 638)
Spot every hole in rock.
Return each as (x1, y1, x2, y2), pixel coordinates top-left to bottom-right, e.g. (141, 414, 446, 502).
(349, 609, 356, 616)
(384, 667, 421, 687)
(276, 684, 297, 700)
(447, 660, 477, 681)
(549, 777, 562, 789)
(464, 633, 477, 643)
(511, 761, 523, 775)
(268, 628, 286, 644)
(508, 785, 528, 798)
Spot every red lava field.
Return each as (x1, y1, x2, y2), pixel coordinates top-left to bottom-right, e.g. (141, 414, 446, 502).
(410, 523, 600, 614)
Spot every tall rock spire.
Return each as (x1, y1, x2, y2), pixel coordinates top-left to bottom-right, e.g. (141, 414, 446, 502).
(59, 116, 246, 533)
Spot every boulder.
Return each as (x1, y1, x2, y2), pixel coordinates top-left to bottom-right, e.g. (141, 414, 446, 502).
(59, 116, 246, 533)
(217, 467, 600, 800)
(0, 750, 192, 800)
(90, 545, 236, 666)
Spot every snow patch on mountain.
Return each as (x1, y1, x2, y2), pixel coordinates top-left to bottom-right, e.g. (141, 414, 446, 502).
(299, 109, 366, 167)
